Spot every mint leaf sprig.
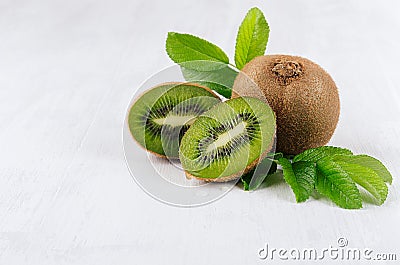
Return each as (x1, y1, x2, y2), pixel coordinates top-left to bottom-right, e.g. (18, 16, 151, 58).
(241, 146, 392, 209)
(165, 7, 269, 98)
(275, 146, 392, 209)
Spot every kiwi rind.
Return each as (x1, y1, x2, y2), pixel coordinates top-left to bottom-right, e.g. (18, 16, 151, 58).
(232, 55, 340, 155)
(128, 82, 221, 158)
(179, 97, 276, 182)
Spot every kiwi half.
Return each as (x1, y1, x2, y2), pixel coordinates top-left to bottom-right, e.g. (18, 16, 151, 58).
(128, 82, 221, 158)
(232, 55, 340, 155)
(179, 97, 276, 182)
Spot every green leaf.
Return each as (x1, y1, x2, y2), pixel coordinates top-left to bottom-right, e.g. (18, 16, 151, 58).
(166, 32, 229, 64)
(315, 159, 362, 209)
(241, 159, 277, 191)
(334, 161, 388, 205)
(180, 61, 238, 98)
(294, 146, 353, 163)
(278, 158, 316, 203)
(271, 152, 284, 160)
(240, 173, 252, 191)
(333, 155, 392, 184)
(234, 7, 269, 70)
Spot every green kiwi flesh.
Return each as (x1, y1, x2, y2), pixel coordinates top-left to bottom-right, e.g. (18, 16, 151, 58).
(179, 97, 276, 182)
(128, 82, 221, 158)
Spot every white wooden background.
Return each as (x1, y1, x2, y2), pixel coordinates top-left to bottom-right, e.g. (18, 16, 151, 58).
(1, 0, 400, 264)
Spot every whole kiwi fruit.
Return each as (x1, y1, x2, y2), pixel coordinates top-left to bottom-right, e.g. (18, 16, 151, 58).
(232, 55, 340, 155)
(179, 97, 276, 182)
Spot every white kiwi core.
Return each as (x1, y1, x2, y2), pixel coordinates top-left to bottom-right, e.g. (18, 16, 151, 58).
(205, 121, 247, 153)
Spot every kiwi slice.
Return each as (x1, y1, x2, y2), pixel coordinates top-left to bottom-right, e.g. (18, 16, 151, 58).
(179, 97, 276, 182)
(128, 82, 221, 158)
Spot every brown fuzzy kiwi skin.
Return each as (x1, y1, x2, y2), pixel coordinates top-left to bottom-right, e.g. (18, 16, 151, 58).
(232, 55, 340, 155)
(184, 137, 275, 182)
(127, 82, 220, 159)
